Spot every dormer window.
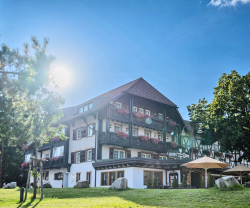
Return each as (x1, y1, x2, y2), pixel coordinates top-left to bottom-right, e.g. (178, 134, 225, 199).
(79, 107, 83, 113)
(115, 102, 122, 109)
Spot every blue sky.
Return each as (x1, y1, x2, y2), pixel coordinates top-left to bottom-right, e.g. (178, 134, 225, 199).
(1, 0, 250, 120)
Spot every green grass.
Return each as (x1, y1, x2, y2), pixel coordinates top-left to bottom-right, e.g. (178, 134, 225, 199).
(0, 187, 250, 207)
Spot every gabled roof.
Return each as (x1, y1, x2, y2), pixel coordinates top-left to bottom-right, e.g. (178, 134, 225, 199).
(55, 78, 178, 125)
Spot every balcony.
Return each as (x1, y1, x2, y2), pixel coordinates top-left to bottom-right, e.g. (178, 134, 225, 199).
(43, 160, 51, 169)
(50, 157, 64, 168)
(133, 116, 164, 131)
(132, 137, 164, 152)
(110, 108, 130, 123)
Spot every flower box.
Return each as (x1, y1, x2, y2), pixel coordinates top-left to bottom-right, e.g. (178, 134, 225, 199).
(117, 108, 130, 115)
(171, 142, 178, 148)
(21, 162, 30, 168)
(133, 112, 145, 118)
(203, 150, 211, 156)
(151, 138, 160, 144)
(49, 156, 62, 161)
(139, 135, 151, 142)
(214, 151, 223, 157)
(117, 131, 128, 139)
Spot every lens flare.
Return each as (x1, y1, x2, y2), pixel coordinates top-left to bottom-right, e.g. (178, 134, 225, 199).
(145, 118, 152, 125)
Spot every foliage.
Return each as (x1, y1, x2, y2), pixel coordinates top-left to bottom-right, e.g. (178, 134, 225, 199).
(209, 175, 214, 188)
(171, 142, 178, 148)
(147, 177, 151, 188)
(203, 150, 211, 156)
(214, 183, 244, 191)
(151, 138, 160, 144)
(168, 119, 177, 126)
(182, 175, 187, 187)
(172, 176, 178, 188)
(139, 135, 150, 142)
(152, 175, 158, 188)
(43, 183, 52, 188)
(21, 162, 29, 168)
(30, 171, 40, 178)
(214, 151, 222, 157)
(192, 148, 199, 154)
(187, 71, 250, 161)
(117, 131, 128, 139)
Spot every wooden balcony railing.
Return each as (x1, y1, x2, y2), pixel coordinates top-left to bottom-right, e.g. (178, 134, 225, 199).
(50, 157, 64, 168)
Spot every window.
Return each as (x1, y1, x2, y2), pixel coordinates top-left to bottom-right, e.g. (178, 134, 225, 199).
(158, 134, 163, 141)
(109, 172, 116, 185)
(142, 153, 151, 159)
(87, 150, 92, 161)
(144, 171, 163, 186)
(114, 125, 121, 133)
(133, 106, 137, 112)
(145, 131, 150, 137)
(79, 107, 83, 113)
(53, 146, 64, 157)
(76, 172, 81, 183)
(45, 153, 50, 158)
(25, 154, 31, 162)
(86, 172, 91, 185)
(43, 171, 49, 180)
(76, 152, 80, 163)
(144, 171, 152, 185)
(114, 150, 125, 159)
(132, 129, 138, 136)
(88, 124, 93, 136)
(115, 102, 122, 109)
(84, 105, 88, 111)
(89, 103, 93, 109)
(159, 156, 167, 160)
(101, 172, 108, 185)
(117, 171, 124, 178)
(158, 113, 163, 120)
(145, 110, 150, 116)
(139, 108, 144, 113)
(77, 129, 81, 139)
(54, 172, 63, 180)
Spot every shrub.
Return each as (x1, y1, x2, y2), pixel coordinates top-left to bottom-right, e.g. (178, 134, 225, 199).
(43, 183, 52, 188)
(182, 175, 187, 187)
(172, 176, 178, 188)
(147, 177, 151, 188)
(209, 174, 214, 188)
(152, 175, 158, 188)
(214, 183, 244, 191)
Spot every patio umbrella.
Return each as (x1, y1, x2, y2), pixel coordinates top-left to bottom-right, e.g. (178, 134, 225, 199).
(222, 165, 250, 184)
(181, 156, 230, 188)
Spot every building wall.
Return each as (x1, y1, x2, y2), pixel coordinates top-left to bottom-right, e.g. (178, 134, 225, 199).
(166, 170, 181, 185)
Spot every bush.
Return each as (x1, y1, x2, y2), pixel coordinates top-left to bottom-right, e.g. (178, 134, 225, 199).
(43, 183, 52, 188)
(172, 176, 178, 188)
(147, 177, 151, 188)
(209, 175, 214, 188)
(214, 183, 244, 191)
(152, 175, 158, 188)
(182, 175, 187, 187)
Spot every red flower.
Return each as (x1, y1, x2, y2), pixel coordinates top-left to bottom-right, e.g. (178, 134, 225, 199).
(117, 131, 128, 139)
(151, 138, 160, 144)
(21, 162, 30, 168)
(139, 135, 151, 142)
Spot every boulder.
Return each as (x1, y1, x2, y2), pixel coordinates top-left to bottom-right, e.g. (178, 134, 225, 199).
(110, 178, 128, 190)
(37, 180, 50, 188)
(4, 182, 17, 189)
(215, 176, 239, 188)
(74, 180, 89, 189)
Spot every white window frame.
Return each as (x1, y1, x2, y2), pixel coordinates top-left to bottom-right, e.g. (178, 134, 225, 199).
(88, 103, 93, 109)
(45, 153, 50, 158)
(115, 102, 122, 109)
(79, 107, 83, 113)
(158, 134, 163, 141)
(53, 146, 64, 157)
(145, 110, 150, 116)
(144, 131, 150, 137)
(77, 129, 81, 139)
(133, 106, 137, 112)
(139, 108, 144, 114)
(142, 153, 151, 159)
(114, 125, 121, 133)
(114, 149, 125, 159)
(159, 156, 167, 160)
(87, 150, 92, 161)
(88, 124, 93, 137)
(25, 154, 31, 162)
(158, 113, 163, 120)
(132, 128, 138, 136)
(84, 105, 88, 111)
(76, 152, 80, 163)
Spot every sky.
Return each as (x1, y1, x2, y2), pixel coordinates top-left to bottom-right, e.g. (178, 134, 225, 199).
(1, 0, 250, 120)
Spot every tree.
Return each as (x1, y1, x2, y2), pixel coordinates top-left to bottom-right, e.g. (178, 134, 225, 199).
(187, 71, 250, 161)
(0, 38, 66, 198)
(209, 174, 214, 188)
(147, 177, 151, 188)
(172, 176, 178, 188)
(182, 175, 187, 187)
(152, 175, 158, 188)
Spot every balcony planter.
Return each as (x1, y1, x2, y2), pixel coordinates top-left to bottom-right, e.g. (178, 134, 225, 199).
(203, 150, 211, 157)
(151, 138, 160, 144)
(225, 153, 234, 159)
(214, 151, 223, 157)
(117, 108, 130, 115)
(49, 156, 63, 161)
(139, 135, 151, 142)
(171, 142, 179, 148)
(21, 162, 30, 168)
(117, 131, 128, 139)
(192, 148, 199, 154)
(167, 119, 177, 127)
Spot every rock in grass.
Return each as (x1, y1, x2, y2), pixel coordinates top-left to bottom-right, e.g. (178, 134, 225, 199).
(110, 178, 128, 190)
(74, 180, 89, 189)
(4, 182, 16, 189)
(215, 176, 239, 188)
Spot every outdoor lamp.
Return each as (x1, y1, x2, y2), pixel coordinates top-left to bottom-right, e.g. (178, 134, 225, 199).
(180, 129, 186, 136)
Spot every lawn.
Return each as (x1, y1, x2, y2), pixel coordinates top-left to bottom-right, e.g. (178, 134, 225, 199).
(0, 187, 250, 208)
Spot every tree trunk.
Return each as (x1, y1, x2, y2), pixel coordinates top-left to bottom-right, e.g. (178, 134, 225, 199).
(33, 160, 37, 199)
(0, 137, 5, 188)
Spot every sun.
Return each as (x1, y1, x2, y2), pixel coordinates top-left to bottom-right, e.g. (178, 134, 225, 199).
(51, 67, 71, 89)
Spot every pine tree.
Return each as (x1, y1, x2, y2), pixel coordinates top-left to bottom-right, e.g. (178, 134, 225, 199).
(182, 175, 187, 187)
(152, 175, 158, 188)
(209, 174, 214, 187)
(172, 176, 178, 188)
(147, 177, 151, 188)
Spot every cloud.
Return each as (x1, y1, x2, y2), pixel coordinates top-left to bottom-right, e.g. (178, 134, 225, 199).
(208, 0, 250, 7)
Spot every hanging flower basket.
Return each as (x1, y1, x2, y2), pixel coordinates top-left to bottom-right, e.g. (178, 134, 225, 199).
(117, 131, 128, 139)
(171, 142, 178, 148)
(192, 148, 199, 154)
(203, 150, 211, 156)
(133, 112, 145, 118)
(50, 136, 60, 142)
(21, 162, 30, 168)
(151, 138, 160, 144)
(22, 145, 29, 151)
(49, 156, 62, 161)
(214, 151, 223, 157)
(117, 108, 130, 115)
(139, 135, 151, 142)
